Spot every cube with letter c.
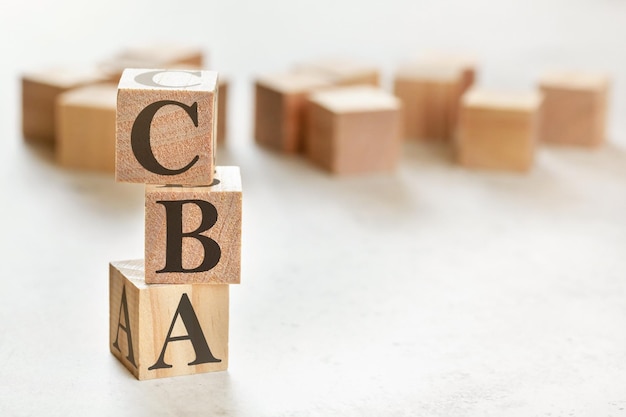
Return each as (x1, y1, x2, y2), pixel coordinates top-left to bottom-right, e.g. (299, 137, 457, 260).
(116, 68, 218, 185)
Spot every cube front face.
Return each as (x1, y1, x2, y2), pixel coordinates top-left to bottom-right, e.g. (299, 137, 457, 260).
(22, 79, 61, 142)
(457, 107, 537, 172)
(334, 110, 402, 174)
(116, 68, 218, 185)
(144, 166, 242, 284)
(393, 78, 460, 141)
(539, 87, 607, 146)
(110, 260, 229, 380)
(56, 84, 117, 172)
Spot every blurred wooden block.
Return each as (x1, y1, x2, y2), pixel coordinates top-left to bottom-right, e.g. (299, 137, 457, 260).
(538, 71, 610, 147)
(145, 166, 242, 284)
(295, 57, 380, 86)
(100, 43, 205, 82)
(56, 83, 117, 171)
(393, 64, 464, 141)
(110, 259, 228, 380)
(306, 86, 402, 174)
(116, 68, 218, 185)
(419, 52, 478, 93)
(456, 89, 543, 172)
(217, 77, 228, 143)
(254, 72, 333, 153)
(21, 67, 109, 142)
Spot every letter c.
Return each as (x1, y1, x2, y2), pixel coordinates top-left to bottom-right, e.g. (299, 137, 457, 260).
(134, 70, 202, 88)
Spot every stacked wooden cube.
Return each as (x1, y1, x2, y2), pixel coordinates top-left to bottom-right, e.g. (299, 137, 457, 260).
(109, 69, 242, 380)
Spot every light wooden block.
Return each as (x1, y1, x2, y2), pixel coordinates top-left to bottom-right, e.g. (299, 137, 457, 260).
(145, 166, 242, 284)
(217, 77, 228, 143)
(100, 43, 205, 82)
(254, 71, 333, 153)
(110, 259, 228, 380)
(56, 83, 117, 171)
(419, 52, 478, 94)
(21, 67, 109, 142)
(294, 57, 380, 86)
(456, 89, 543, 172)
(306, 86, 402, 174)
(116, 68, 218, 185)
(393, 64, 464, 141)
(538, 71, 610, 146)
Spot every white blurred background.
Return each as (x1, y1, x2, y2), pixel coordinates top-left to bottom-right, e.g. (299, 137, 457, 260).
(1, 1, 625, 416)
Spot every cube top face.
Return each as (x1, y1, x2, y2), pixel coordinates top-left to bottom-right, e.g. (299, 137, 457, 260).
(462, 89, 543, 113)
(256, 71, 333, 94)
(109, 260, 229, 380)
(539, 71, 610, 92)
(145, 166, 242, 285)
(23, 66, 110, 89)
(294, 57, 379, 85)
(116, 68, 218, 185)
(58, 83, 117, 109)
(395, 62, 463, 83)
(308, 86, 401, 114)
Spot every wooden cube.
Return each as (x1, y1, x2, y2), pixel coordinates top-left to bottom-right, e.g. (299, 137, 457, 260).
(145, 166, 242, 284)
(110, 259, 228, 380)
(116, 68, 218, 185)
(306, 86, 402, 174)
(254, 71, 333, 153)
(456, 89, 543, 172)
(21, 67, 109, 142)
(294, 57, 380, 86)
(56, 83, 117, 171)
(419, 52, 478, 93)
(393, 63, 465, 141)
(100, 43, 205, 82)
(217, 77, 228, 143)
(538, 71, 610, 146)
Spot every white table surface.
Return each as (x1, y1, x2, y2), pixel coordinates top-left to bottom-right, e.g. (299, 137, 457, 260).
(1, 1, 625, 415)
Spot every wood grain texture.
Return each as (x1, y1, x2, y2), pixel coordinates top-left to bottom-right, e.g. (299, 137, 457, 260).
(56, 83, 117, 171)
(538, 71, 610, 146)
(306, 86, 402, 174)
(456, 89, 543, 172)
(116, 68, 218, 185)
(21, 67, 109, 142)
(109, 259, 229, 380)
(217, 77, 228, 143)
(145, 166, 242, 284)
(294, 57, 380, 86)
(393, 63, 465, 141)
(254, 72, 333, 153)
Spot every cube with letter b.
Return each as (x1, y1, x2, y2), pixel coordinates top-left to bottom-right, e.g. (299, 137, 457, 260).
(144, 166, 242, 284)
(116, 68, 218, 185)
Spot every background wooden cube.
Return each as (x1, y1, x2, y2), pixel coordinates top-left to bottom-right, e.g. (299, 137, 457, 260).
(21, 67, 109, 142)
(56, 83, 117, 171)
(254, 71, 333, 153)
(393, 63, 465, 141)
(110, 259, 228, 380)
(306, 86, 402, 174)
(294, 57, 380, 86)
(418, 51, 478, 93)
(456, 89, 543, 172)
(99, 42, 205, 82)
(145, 166, 242, 284)
(538, 71, 610, 146)
(116, 68, 218, 185)
(217, 77, 228, 143)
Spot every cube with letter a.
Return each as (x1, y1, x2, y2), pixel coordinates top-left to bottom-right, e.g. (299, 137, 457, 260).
(116, 68, 218, 185)
(109, 259, 229, 380)
(144, 166, 242, 284)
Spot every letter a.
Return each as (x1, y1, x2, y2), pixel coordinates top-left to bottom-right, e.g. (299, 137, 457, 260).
(112, 285, 137, 367)
(148, 293, 221, 370)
